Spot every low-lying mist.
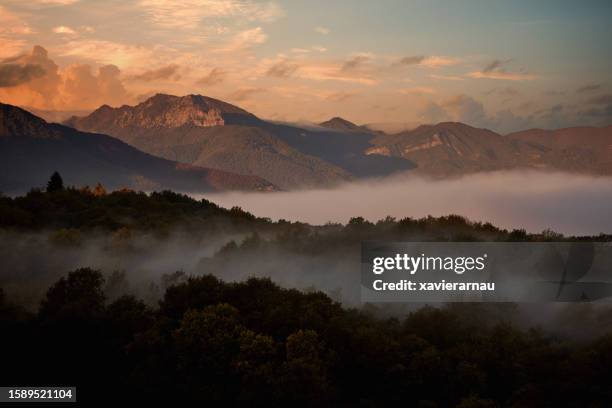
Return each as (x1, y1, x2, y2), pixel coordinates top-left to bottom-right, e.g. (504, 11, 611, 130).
(2, 169, 612, 340)
(202, 170, 612, 236)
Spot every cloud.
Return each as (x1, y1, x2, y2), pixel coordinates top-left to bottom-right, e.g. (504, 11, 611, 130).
(196, 67, 226, 86)
(228, 87, 264, 101)
(58, 39, 158, 68)
(341, 55, 369, 71)
(61, 63, 129, 108)
(417, 91, 610, 133)
(290, 48, 310, 54)
(543, 90, 566, 97)
(314, 26, 330, 35)
(395, 55, 459, 69)
(0, 5, 35, 58)
(579, 93, 612, 123)
(325, 91, 357, 102)
(587, 94, 612, 105)
(418, 94, 521, 131)
(397, 55, 425, 65)
(298, 60, 377, 85)
(576, 84, 603, 94)
(52, 25, 77, 35)
(0, 5, 35, 35)
(266, 60, 299, 78)
(468, 59, 535, 81)
(485, 87, 520, 97)
(440, 94, 487, 124)
(311, 46, 327, 53)
(18, 0, 79, 5)
(0, 63, 46, 87)
(217, 26, 268, 51)
(0, 40, 28, 59)
(138, 0, 283, 30)
(430, 74, 464, 81)
(0, 45, 130, 110)
(400, 87, 436, 95)
(128, 64, 181, 81)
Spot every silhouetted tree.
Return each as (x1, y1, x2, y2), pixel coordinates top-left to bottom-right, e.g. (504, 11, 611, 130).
(46, 171, 64, 192)
(39, 267, 105, 321)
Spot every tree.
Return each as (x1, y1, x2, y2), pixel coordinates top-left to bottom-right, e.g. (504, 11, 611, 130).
(282, 329, 330, 403)
(46, 171, 64, 193)
(39, 268, 106, 321)
(93, 182, 107, 196)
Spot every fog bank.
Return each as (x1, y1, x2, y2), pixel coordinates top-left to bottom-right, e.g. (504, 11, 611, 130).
(201, 171, 612, 236)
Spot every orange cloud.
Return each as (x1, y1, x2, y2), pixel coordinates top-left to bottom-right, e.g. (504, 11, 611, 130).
(196, 68, 227, 86)
(0, 45, 130, 110)
(128, 64, 181, 82)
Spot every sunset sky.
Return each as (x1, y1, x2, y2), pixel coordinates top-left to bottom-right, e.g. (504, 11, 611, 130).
(0, 0, 611, 132)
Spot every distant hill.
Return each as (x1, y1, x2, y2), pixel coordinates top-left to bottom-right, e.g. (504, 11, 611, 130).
(0, 103, 275, 194)
(507, 126, 612, 174)
(368, 122, 612, 176)
(318, 117, 364, 132)
(366, 122, 532, 175)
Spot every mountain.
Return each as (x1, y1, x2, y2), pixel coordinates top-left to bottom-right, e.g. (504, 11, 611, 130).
(64, 93, 261, 141)
(366, 122, 535, 176)
(507, 126, 612, 174)
(318, 117, 364, 132)
(65, 94, 414, 188)
(0, 103, 275, 194)
(366, 122, 612, 176)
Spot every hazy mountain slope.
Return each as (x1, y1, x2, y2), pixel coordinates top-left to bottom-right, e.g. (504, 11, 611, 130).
(254, 121, 416, 177)
(366, 122, 544, 176)
(0, 103, 275, 194)
(124, 125, 352, 189)
(507, 126, 612, 174)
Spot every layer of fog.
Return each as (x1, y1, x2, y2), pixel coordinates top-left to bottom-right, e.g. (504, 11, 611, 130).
(201, 171, 612, 236)
(2, 228, 612, 339)
(2, 170, 612, 339)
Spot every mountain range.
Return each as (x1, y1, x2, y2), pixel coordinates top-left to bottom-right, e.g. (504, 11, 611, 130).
(2, 93, 610, 194)
(0, 103, 275, 194)
(65, 94, 414, 189)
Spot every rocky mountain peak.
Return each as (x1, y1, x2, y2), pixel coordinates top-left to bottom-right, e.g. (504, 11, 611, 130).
(66, 93, 259, 131)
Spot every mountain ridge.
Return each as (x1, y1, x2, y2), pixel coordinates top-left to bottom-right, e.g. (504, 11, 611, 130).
(62, 93, 612, 182)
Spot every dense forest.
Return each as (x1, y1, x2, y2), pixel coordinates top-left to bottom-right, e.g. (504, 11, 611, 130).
(1, 176, 612, 405)
(2, 269, 612, 406)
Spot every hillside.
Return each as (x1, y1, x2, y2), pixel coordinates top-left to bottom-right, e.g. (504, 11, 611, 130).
(366, 122, 533, 175)
(507, 126, 612, 174)
(0, 103, 275, 193)
(367, 122, 612, 176)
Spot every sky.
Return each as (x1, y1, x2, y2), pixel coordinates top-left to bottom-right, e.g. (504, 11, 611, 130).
(0, 0, 611, 133)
